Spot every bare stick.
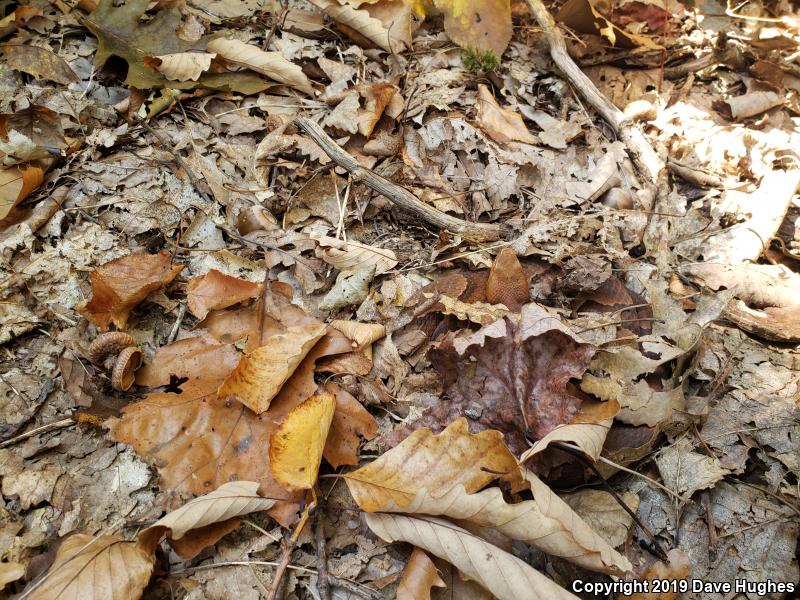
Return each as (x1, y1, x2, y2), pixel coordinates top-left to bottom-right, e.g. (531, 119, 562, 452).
(267, 503, 312, 600)
(523, 0, 664, 185)
(292, 118, 502, 243)
(314, 510, 332, 600)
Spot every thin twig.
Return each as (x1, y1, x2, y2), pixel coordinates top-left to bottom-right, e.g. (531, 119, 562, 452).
(0, 417, 75, 448)
(292, 118, 503, 243)
(267, 502, 313, 600)
(314, 510, 332, 600)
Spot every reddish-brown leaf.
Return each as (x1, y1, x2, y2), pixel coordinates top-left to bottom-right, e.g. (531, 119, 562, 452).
(79, 251, 183, 330)
(486, 248, 529, 311)
(397, 547, 446, 600)
(403, 303, 596, 455)
(323, 383, 378, 468)
(186, 269, 261, 320)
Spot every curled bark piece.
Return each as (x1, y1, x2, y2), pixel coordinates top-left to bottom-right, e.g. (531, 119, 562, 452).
(292, 117, 503, 243)
(87, 332, 137, 365)
(112, 346, 143, 391)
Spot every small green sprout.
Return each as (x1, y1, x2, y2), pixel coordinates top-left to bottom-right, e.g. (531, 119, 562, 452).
(461, 47, 499, 73)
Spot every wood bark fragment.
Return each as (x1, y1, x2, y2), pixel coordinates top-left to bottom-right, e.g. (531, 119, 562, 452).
(292, 117, 503, 243)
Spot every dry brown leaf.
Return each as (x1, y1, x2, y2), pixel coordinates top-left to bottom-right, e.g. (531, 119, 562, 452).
(0, 44, 79, 85)
(330, 320, 385, 351)
(486, 248, 529, 311)
(397, 547, 446, 600)
(347, 420, 631, 575)
(0, 163, 44, 222)
(323, 382, 378, 467)
(218, 321, 327, 413)
(135, 334, 240, 386)
(186, 269, 261, 320)
(436, 296, 509, 325)
(313, 234, 399, 275)
(146, 51, 216, 81)
(143, 480, 275, 542)
(269, 391, 336, 489)
(475, 85, 538, 145)
(0, 562, 25, 590)
(78, 252, 183, 331)
(25, 534, 155, 600)
(347, 419, 522, 510)
(310, 0, 408, 52)
(405, 303, 596, 455)
(562, 489, 638, 548)
(366, 513, 580, 600)
(206, 37, 314, 95)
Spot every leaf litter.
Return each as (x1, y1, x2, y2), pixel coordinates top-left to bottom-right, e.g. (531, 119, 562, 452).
(1, 0, 799, 598)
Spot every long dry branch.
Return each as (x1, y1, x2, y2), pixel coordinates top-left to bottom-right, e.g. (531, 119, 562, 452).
(292, 118, 503, 243)
(523, 0, 664, 185)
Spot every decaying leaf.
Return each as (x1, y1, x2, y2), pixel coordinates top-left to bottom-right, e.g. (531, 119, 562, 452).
(410, 303, 596, 454)
(206, 38, 314, 95)
(397, 547, 446, 600)
(218, 322, 328, 413)
(25, 534, 155, 600)
(621, 549, 691, 600)
(347, 420, 631, 575)
(319, 266, 376, 311)
(78, 252, 183, 330)
(655, 437, 730, 497)
(0, 163, 44, 221)
(269, 392, 336, 489)
(562, 489, 639, 548)
(0, 44, 79, 85)
(314, 234, 399, 275)
(366, 513, 580, 600)
(475, 85, 538, 145)
(186, 269, 261, 320)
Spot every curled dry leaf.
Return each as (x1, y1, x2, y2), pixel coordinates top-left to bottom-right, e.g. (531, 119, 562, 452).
(141, 480, 275, 545)
(313, 234, 399, 275)
(269, 392, 336, 489)
(436, 295, 509, 325)
(330, 320, 385, 350)
(406, 303, 596, 455)
(78, 251, 183, 331)
(366, 513, 580, 600)
(621, 549, 691, 600)
(206, 37, 314, 95)
(186, 269, 261, 320)
(146, 51, 216, 81)
(310, 0, 408, 52)
(397, 547, 446, 600)
(218, 321, 327, 413)
(347, 419, 631, 575)
(476, 85, 538, 145)
(0, 163, 44, 221)
(24, 533, 155, 600)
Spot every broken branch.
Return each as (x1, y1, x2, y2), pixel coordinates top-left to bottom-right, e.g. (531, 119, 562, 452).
(292, 117, 503, 243)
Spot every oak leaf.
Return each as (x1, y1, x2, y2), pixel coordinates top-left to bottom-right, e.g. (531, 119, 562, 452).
(366, 514, 580, 600)
(78, 251, 183, 330)
(186, 269, 261, 320)
(270, 392, 336, 489)
(397, 547, 446, 600)
(416, 303, 596, 454)
(0, 44, 78, 85)
(218, 321, 328, 413)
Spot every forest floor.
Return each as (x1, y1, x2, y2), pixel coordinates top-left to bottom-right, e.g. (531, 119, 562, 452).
(1, 0, 799, 598)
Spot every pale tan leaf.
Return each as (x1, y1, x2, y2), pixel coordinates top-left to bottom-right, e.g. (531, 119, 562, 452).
(145, 481, 275, 541)
(437, 295, 509, 325)
(562, 489, 638, 548)
(0, 562, 25, 589)
(655, 437, 730, 497)
(25, 534, 155, 600)
(397, 547, 446, 600)
(218, 322, 327, 413)
(206, 37, 313, 94)
(345, 420, 631, 575)
(476, 84, 538, 145)
(365, 514, 579, 600)
(313, 234, 398, 275)
(310, 0, 408, 52)
(270, 392, 336, 489)
(330, 320, 385, 351)
(149, 52, 215, 81)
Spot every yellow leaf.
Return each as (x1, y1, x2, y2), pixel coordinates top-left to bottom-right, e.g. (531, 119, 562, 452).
(218, 322, 327, 414)
(270, 392, 336, 489)
(431, 0, 512, 55)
